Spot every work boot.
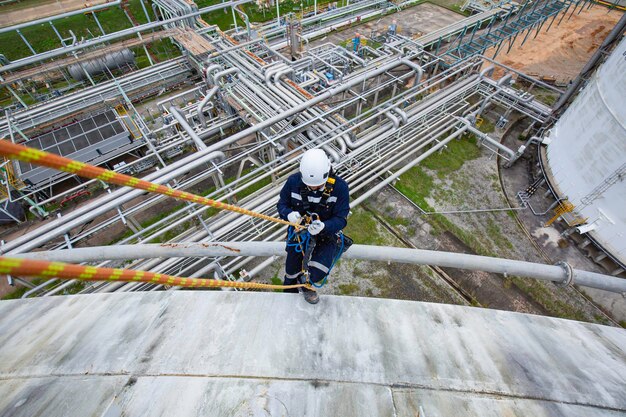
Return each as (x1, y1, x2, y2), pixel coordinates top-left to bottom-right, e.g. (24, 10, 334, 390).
(302, 287, 319, 304)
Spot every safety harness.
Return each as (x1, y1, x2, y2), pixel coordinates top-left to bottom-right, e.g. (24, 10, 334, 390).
(288, 175, 352, 288)
(299, 175, 337, 215)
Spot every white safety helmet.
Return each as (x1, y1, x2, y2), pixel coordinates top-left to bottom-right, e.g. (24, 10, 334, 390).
(300, 149, 331, 187)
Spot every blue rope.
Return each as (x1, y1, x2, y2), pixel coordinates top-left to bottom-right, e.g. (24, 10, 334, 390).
(287, 227, 310, 254)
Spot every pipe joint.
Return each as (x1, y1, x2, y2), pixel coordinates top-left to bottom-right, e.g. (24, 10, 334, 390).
(554, 261, 574, 288)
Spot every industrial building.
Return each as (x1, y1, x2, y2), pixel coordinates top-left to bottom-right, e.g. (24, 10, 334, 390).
(0, 0, 624, 415)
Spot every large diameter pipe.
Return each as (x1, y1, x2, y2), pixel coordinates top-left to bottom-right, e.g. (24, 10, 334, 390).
(456, 117, 515, 159)
(169, 106, 207, 150)
(14, 242, 626, 293)
(197, 86, 219, 128)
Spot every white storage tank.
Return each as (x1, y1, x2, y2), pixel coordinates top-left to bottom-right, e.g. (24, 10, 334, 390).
(544, 36, 626, 266)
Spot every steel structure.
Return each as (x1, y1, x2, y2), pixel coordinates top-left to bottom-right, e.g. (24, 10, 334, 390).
(0, 0, 599, 298)
(440, 0, 595, 64)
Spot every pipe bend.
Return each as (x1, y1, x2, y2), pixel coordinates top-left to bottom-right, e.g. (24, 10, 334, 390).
(384, 111, 400, 130)
(204, 64, 222, 85)
(264, 63, 288, 84)
(273, 67, 294, 83)
(197, 86, 220, 128)
(400, 58, 424, 86)
(169, 106, 207, 150)
(480, 65, 495, 78)
(392, 107, 408, 125)
(497, 73, 513, 86)
(213, 67, 240, 85)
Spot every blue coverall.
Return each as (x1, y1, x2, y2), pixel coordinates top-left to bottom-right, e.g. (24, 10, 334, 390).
(277, 173, 350, 292)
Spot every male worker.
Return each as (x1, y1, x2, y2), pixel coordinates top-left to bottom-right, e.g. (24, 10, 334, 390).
(277, 149, 350, 304)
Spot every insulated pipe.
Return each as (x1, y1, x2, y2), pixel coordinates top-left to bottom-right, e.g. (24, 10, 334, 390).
(157, 86, 203, 110)
(1, 57, 421, 255)
(197, 86, 220, 128)
(343, 74, 481, 150)
(264, 63, 289, 84)
(480, 65, 495, 78)
(271, 79, 346, 159)
(456, 117, 515, 159)
(401, 59, 424, 87)
(384, 111, 400, 129)
(392, 107, 408, 125)
(213, 67, 240, 85)
(15, 243, 626, 294)
(273, 67, 294, 83)
(237, 75, 284, 111)
(204, 64, 222, 84)
(306, 128, 341, 163)
(169, 106, 207, 150)
(0, 59, 187, 135)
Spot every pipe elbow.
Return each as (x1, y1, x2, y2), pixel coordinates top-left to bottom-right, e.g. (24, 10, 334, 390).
(401, 58, 423, 85)
(480, 65, 495, 78)
(497, 73, 513, 86)
(392, 107, 408, 125)
(204, 64, 222, 85)
(384, 111, 400, 130)
(214, 67, 240, 85)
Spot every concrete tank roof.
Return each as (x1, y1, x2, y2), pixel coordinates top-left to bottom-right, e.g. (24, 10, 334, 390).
(0, 291, 625, 416)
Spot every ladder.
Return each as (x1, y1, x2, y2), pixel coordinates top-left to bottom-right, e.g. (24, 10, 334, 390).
(114, 104, 142, 140)
(580, 163, 626, 207)
(0, 159, 25, 199)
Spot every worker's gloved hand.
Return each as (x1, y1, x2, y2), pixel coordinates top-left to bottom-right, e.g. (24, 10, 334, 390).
(308, 220, 325, 235)
(287, 211, 302, 224)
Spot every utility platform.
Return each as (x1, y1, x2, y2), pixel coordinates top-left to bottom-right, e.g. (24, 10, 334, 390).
(0, 291, 624, 416)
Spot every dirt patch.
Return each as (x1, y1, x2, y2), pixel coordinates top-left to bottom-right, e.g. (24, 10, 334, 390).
(307, 2, 464, 48)
(487, 7, 622, 83)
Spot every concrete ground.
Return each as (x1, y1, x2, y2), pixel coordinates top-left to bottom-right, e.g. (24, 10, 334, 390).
(308, 2, 464, 48)
(0, 0, 110, 28)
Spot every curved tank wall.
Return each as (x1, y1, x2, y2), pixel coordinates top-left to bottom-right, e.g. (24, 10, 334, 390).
(68, 49, 135, 81)
(545, 36, 626, 265)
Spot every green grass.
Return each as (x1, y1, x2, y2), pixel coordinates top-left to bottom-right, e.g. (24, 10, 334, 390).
(1, 278, 43, 300)
(426, 0, 471, 16)
(421, 134, 481, 178)
(533, 87, 559, 107)
(0, 1, 173, 61)
(0, 7, 133, 61)
(478, 118, 495, 133)
(344, 206, 389, 246)
(338, 283, 359, 295)
(389, 132, 607, 324)
(509, 276, 596, 322)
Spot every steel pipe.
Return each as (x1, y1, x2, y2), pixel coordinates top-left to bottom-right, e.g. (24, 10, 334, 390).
(169, 106, 207, 150)
(15, 242, 626, 293)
